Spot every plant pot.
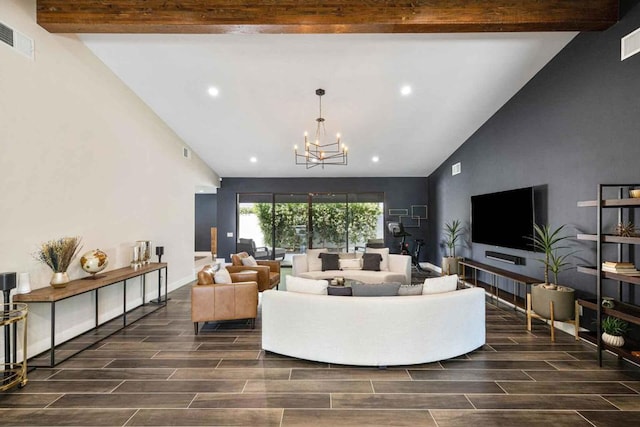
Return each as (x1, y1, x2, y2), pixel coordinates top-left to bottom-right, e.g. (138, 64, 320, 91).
(531, 283, 575, 321)
(50, 272, 70, 288)
(602, 332, 625, 347)
(442, 257, 459, 275)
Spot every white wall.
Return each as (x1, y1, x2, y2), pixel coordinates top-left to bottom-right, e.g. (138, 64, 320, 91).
(0, 0, 220, 359)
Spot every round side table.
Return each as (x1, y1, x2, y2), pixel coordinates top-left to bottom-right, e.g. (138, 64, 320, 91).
(1, 303, 28, 391)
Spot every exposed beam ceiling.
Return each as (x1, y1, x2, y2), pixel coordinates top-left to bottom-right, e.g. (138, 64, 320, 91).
(37, 0, 619, 34)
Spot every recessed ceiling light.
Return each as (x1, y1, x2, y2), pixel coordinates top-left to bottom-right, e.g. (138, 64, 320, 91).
(250, 157, 257, 163)
(400, 85, 412, 96)
(372, 156, 380, 163)
(208, 86, 219, 97)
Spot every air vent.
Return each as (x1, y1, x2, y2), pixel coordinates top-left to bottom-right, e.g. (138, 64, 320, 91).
(0, 21, 34, 60)
(621, 26, 640, 61)
(452, 162, 461, 176)
(182, 147, 191, 159)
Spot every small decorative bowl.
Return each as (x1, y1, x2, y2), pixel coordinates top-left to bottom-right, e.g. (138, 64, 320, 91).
(630, 189, 640, 198)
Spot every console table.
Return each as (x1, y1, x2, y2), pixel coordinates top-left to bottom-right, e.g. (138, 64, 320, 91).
(13, 263, 167, 367)
(458, 259, 539, 310)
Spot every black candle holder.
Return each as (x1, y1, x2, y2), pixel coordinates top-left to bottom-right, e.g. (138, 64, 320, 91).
(156, 246, 164, 263)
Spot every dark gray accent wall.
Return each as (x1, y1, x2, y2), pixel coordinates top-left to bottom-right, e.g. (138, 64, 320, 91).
(217, 177, 428, 260)
(195, 194, 217, 251)
(427, 2, 640, 304)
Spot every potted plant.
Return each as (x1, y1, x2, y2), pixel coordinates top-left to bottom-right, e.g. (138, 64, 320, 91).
(530, 224, 577, 321)
(34, 236, 82, 288)
(601, 316, 629, 347)
(442, 219, 464, 275)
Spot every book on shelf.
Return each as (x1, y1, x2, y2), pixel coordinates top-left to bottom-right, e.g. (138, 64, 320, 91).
(602, 267, 640, 276)
(603, 261, 635, 268)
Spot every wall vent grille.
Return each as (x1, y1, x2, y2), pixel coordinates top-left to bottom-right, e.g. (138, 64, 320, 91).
(452, 162, 461, 176)
(622, 26, 640, 61)
(0, 21, 34, 60)
(0, 22, 14, 47)
(183, 147, 192, 159)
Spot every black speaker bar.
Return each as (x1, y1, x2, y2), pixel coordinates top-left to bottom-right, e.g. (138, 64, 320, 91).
(485, 251, 523, 265)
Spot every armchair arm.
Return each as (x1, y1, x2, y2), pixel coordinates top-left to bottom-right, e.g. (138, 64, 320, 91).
(230, 271, 258, 283)
(227, 265, 270, 287)
(257, 259, 281, 274)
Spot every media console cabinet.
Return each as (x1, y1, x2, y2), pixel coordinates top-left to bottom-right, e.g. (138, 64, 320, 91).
(13, 263, 168, 367)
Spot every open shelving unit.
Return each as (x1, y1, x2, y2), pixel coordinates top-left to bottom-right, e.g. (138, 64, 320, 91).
(576, 184, 640, 366)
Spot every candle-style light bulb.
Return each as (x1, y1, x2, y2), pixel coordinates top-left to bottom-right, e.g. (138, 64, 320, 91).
(294, 145, 298, 152)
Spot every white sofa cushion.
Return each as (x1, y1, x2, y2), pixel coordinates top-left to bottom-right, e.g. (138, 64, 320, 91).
(422, 274, 459, 295)
(398, 284, 424, 296)
(306, 248, 328, 272)
(339, 258, 362, 270)
(365, 247, 390, 271)
(286, 276, 329, 295)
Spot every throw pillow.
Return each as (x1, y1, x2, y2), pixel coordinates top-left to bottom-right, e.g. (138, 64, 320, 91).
(422, 274, 459, 295)
(214, 268, 233, 284)
(362, 253, 382, 271)
(241, 255, 258, 267)
(327, 286, 353, 296)
(351, 282, 401, 297)
(339, 258, 362, 270)
(286, 276, 329, 295)
(398, 284, 424, 296)
(306, 248, 328, 272)
(365, 247, 390, 271)
(338, 252, 356, 259)
(319, 253, 340, 271)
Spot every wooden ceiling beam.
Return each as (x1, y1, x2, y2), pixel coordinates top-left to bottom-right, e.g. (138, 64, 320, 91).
(37, 1, 619, 34)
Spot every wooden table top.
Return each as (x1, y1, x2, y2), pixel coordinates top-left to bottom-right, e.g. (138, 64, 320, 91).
(13, 263, 167, 303)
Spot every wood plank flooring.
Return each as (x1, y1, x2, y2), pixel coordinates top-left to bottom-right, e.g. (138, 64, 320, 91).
(1, 285, 640, 426)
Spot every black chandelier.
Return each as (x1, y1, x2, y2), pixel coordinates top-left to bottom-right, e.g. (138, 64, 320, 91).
(294, 88, 348, 169)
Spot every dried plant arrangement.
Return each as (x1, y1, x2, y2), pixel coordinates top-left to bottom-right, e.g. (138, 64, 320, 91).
(34, 237, 82, 273)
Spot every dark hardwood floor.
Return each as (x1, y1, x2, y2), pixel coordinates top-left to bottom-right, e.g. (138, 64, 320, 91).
(1, 285, 639, 426)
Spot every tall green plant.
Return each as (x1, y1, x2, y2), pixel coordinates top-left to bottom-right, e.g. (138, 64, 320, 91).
(443, 219, 463, 257)
(530, 224, 575, 285)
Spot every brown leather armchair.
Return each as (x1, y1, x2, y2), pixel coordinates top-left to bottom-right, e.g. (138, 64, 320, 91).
(227, 252, 280, 292)
(191, 265, 259, 334)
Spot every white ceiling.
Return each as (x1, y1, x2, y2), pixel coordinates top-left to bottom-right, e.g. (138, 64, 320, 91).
(80, 32, 576, 178)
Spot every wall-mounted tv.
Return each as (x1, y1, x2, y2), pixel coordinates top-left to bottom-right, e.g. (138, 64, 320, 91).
(471, 187, 536, 252)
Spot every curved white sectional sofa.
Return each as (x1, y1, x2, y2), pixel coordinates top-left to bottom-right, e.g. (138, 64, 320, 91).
(261, 287, 486, 366)
(292, 253, 411, 285)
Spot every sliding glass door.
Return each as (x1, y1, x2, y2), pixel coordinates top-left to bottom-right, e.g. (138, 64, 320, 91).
(237, 192, 384, 262)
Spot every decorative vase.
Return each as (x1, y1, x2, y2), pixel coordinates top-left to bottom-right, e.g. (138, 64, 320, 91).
(137, 240, 151, 265)
(50, 272, 70, 288)
(602, 332, 625, 347)
(17, 272, 31, 294)
(442, 256, 459, 275)
(531, 284, 576, 322)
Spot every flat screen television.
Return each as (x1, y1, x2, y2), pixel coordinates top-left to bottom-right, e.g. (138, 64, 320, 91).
(471, 187, 536, 251)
